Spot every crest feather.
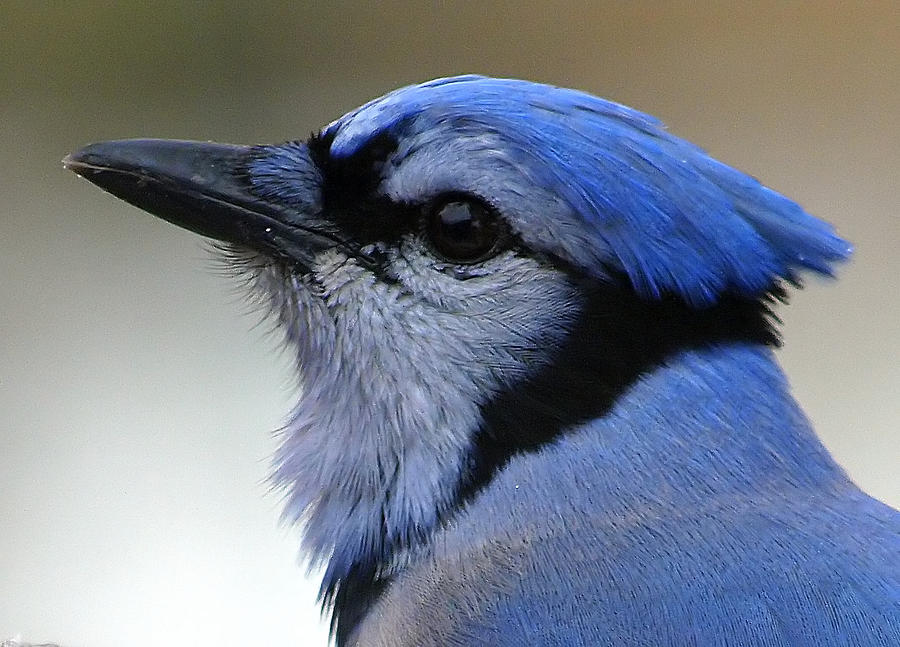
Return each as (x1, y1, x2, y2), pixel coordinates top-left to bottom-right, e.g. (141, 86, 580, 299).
(329, 75, 851, 306)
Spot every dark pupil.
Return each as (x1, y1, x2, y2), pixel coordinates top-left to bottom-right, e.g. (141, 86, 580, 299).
(427, 200, 498, 263)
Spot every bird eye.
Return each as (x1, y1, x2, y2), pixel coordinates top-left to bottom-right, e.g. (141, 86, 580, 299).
(425, 197, 504, 264)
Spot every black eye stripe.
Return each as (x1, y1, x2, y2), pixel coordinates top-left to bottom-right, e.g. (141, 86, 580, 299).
(310, 131, 512, 269)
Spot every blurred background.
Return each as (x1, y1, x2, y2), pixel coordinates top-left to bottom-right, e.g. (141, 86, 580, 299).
(1, 3, 897, 646)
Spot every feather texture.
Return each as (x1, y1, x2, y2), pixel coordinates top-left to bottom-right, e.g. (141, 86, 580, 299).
(327, 75, 851, 306)
(66, 76, 897, 646)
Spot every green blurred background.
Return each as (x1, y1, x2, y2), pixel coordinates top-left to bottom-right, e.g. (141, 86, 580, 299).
(2, 3, 897, 645)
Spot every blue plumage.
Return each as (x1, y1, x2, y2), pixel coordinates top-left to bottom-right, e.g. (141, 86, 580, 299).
(66, 75, 898, 646)
(327, 76, 851, 306)
(424, 344, 900, 646)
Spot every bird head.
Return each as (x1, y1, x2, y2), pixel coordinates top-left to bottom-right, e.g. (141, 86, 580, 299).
(65, 75, 850, 619)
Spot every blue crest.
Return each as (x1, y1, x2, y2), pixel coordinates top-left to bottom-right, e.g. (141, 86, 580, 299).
(325, 75, 851, 306)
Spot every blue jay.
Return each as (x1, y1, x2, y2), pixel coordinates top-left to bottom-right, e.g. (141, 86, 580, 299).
(65, 76, 898, 646)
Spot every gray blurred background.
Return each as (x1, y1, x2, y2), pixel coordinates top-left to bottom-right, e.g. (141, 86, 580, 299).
(2, 3, 897, 646)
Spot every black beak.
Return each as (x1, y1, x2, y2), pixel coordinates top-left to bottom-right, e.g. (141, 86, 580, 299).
(64, 138, 334, 266)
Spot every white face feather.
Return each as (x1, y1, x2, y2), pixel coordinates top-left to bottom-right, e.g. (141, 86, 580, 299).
(219, 229, 583, 575)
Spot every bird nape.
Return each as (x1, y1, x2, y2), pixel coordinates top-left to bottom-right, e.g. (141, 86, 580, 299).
(65, 76, 898, 646)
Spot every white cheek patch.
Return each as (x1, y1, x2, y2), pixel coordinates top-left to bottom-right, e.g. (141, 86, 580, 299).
(223, 239, 584, 584)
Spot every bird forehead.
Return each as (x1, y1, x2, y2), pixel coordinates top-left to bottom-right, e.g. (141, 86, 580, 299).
(325, 75, 652, 161)
(325, 76, 486, 155)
